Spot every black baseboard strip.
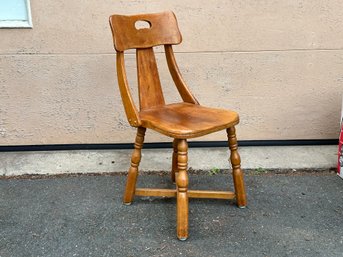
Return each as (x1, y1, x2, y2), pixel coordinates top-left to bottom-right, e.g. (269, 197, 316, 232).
(0, 139, 338, 152)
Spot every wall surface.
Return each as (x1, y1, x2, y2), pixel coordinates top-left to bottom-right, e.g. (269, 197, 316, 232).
(1, 0, 342, 145)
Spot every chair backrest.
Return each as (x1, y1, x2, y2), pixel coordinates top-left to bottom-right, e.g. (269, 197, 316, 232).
(109, 11, 198, 127)
(109, 11, 182, 51)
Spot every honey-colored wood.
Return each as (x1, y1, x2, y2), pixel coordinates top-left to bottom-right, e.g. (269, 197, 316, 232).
(176, 139, 189, 240)
(109, 11, 247, 241)
(164, 45, 199, 104)
(137, 48, 165, 110)
(227, 127, 247, 207)
(123, 127, 146, 204)
(116, 52, 141, 127)
(136, 188, 176, 197)
(140, 103, 239, 139)
(188, 190, 235, 199)
(171, 138, 179, 183)
(135, 188, 235, 200)
(109, 11, 182, 51)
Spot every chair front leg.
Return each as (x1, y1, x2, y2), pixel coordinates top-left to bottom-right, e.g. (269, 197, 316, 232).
(227, 127, 247, 208)
(176, 139, 189, 240)
(171, 138, 179, 183)
(123, 127, 146, 205)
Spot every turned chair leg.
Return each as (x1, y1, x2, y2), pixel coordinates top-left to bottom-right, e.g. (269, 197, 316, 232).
(176, 139, 189, 240)
(123, 127, 146, 205)
(171, 138, 179, 183)
(227, 127, 247, 208)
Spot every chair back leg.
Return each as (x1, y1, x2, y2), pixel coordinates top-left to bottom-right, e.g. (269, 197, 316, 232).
(123, 127, 146, 205)
(176, 139, 189, 240)
(227, 127, 247, 208)
(171, 138, 179, 183)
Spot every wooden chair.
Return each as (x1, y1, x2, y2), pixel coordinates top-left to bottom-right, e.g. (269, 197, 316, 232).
(109, 11, 246, 241)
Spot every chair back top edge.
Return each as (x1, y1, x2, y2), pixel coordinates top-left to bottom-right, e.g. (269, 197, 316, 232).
(109, 11, 182, 51)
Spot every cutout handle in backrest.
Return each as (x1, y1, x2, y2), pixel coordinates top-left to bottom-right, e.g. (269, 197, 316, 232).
(109, 11, 182, 51)
(135, 20, 151, 30)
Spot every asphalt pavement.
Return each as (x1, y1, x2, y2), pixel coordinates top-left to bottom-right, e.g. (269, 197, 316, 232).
(1, 172, 343, 257)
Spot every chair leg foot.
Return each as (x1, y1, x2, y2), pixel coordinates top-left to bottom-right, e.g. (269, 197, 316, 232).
(123, 127, 146, 204)
(233, 168, 247, 208)
(176, 139, 189, 240)
(227, 127, 247, 207)
(177, 192, 188, 240)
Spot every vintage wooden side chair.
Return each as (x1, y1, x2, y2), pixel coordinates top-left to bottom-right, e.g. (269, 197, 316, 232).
(109, 11, 246, 241)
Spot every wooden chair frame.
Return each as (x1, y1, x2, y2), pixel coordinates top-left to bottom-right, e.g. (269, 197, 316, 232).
(109, 11, 246, 241)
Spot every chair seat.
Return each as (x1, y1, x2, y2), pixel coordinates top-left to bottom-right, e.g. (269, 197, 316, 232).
(139, 103, 239, 139)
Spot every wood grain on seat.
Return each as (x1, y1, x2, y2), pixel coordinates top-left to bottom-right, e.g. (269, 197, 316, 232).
(140, 103, 239, 138)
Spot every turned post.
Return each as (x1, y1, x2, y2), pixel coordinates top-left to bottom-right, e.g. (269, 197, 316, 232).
(227, 127, 247, 208)
(171, 138, 179, 183)
(123, 127, 146, 205)
(176, 139, 189, 240)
